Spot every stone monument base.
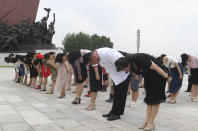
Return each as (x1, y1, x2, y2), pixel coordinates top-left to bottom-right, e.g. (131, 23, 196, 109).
(0, 44, 56, 53)
(18, 44, 56, 52)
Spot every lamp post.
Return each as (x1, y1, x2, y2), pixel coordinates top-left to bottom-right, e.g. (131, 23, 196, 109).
(137, 29, 140, 53)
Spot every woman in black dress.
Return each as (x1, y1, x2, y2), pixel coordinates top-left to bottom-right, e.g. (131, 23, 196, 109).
(27, 52, 38, 88)
(68, 49, 90, 104)
(87, 64, 102, 110)
(83, 52, 102, 110)
(115, 53, 172, 131)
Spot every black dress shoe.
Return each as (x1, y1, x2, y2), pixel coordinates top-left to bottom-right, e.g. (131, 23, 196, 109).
(107, 115, 120, 121)
(102, 113, 113, 118)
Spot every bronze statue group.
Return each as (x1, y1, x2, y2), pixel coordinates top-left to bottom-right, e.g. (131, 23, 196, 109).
(4, 48, 198, 131)
(0, 8, 55, 51)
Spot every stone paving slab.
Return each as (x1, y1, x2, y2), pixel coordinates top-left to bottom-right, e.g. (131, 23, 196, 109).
(0, 115, 24, 123)
(55, 119, 80, 128)
(1, 122, 33, 131)
(34, 124, 64, 131)
(0, 105, 17, 115)
(0, 67, 198, 131)
(19, 111, 53, 126)
(64, 125, 93, 131)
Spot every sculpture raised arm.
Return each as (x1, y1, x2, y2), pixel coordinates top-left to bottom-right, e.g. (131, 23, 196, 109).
(43, 8, 51, 21)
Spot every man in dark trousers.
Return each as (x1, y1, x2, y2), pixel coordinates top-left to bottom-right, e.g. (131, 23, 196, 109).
(84, 47, 130, 121)
(185, 76, 192, 92)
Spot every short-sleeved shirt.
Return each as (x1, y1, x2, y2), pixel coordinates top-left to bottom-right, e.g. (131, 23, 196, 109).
(88, 64, 99, 75)
(15, 62, 20, 72)
(46, 60, 57, 76)
(92, 64, 98, 68)
(128, 53, 167, 75)
(73, 49, 91, 76)
(96, 48, 129, 85)
(15, 62, 20, 68)
(81, 49, 91, 56)
(129, 53, 152, 72)
(187, 55, 198, 69)
(164, 56, 178, 69)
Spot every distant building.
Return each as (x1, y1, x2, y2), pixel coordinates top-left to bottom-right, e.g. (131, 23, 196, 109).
(0, 0, 40, 25)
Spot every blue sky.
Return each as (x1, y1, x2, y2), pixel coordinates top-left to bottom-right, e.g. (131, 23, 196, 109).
(36, 0, 198, 57)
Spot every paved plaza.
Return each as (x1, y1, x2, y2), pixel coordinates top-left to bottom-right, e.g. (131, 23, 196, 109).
(0, 67, 197, 131)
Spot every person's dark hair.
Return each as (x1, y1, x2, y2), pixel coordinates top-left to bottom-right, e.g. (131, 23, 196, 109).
(119, 51, 128, 57)
(4, 57, 9, 63)
(83, 52, 92, 65)
(63, 50, 68, 54)
(23, 55, 28, 64)
(26, 52, 35, 64)
(44, 53, 50, 61)
(68, 49, 81, 64)
(33, 59, 40, 65)
(49, 52, 55, 55)
(63, 51, 68, 56)
(15, 55, 21, 61)
(27, 52, 35, 58)
(157, 56, 163, 65)
(20, 56, 25, 62)
(115, 57, 130, 72)
(11, 55, 21, 64)
(26, 52, 35, 61)
(181, 53, 188, 66)
(8, 53, 14, 58)
(55, 53, 65, 63)
(11, 56, 16, 63)
(161, 54, 166, 58)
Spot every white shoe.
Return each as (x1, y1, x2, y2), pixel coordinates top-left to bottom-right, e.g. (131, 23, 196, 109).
(192, 99, 197, 102)
(127, 101, 133, 107)
(128, 101, 137, 108)
(187, 98, 197, 102)
(132, 102, 137, 107)
(187, 99, 192, 102)
(130, 101, 137, 108)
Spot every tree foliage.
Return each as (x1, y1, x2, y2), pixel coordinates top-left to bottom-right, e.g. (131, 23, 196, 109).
(62, 32, 113, 51)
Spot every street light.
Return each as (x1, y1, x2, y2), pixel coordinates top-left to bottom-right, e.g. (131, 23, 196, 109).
(137, 29, 140, 53)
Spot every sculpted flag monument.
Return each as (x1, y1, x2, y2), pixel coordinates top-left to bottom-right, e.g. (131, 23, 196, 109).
(0, 0, 56, 52)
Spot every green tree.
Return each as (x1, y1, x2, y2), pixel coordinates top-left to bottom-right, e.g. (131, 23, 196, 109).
(62, 32, 113, 51)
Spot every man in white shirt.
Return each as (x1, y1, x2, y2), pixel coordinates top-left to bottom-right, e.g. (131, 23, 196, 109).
(85, 47, 131, 121)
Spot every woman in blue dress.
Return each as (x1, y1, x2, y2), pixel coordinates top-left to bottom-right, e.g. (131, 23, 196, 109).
(162, 56, 183, 104)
